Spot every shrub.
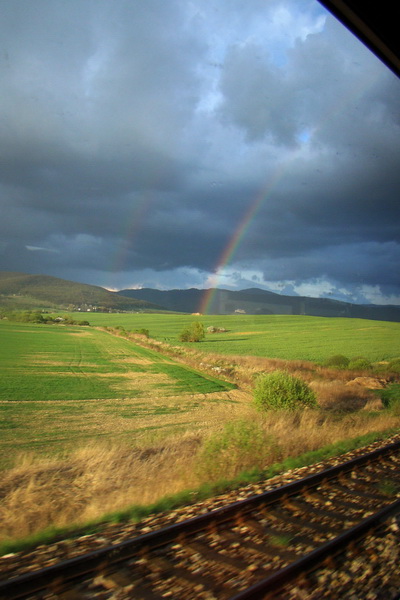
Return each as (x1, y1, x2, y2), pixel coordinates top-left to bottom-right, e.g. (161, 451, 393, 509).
(348, 357, 372, 370)
(197, 419, 279, 480)
(322, 354, 350, 369)
(380, 384, 400, 410)
(253, 370, 317, 412)
(134, 328, 150, 337)
(179, 322, 205, 342)
(179, 328, 191, 342)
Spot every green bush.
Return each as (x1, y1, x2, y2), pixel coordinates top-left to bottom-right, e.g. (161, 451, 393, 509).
(348, 357, 372, 370)
(380, 384, 400, 410)
(134, 328, 150, 337)
(253, 370, 317, 412)
(197, 419, 279, 480)
(179, 321, 205, 342)
(322, 354, 350, 368)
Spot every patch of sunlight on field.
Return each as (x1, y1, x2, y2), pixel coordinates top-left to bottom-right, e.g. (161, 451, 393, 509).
(0, 321, 233, 402)
(0, 389, 249, 470)
(0, 321, 238, 469)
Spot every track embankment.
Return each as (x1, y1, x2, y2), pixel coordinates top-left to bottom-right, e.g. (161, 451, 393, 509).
(1, 434, 399, 599)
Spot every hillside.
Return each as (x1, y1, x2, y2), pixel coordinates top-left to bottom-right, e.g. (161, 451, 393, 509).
(116, 288, 205, 313)
(2, 271, 399, 320)
(0, 272, 161, 312)
(118, 286, 400, 322)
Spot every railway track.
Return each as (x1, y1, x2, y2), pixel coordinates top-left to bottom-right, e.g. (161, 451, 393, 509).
(1, 440, 399, 600)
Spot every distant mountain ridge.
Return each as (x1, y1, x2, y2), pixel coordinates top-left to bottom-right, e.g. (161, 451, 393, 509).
(1, 271, 399, 321)
(0, 272, 160, 311)
(117, 286, 400, 322)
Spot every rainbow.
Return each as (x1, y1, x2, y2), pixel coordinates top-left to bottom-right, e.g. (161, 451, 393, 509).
(198, 156, 295, 314)
(106, 66, 379, 303)
(198, 68, 379, 314)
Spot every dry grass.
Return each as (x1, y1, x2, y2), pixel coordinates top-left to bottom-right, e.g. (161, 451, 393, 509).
(258, 409, 393, 461)
(1, 403, 399, 543)
(137, 338, 390, 387)
(0, 436, 201, 541)
(310, 380, 378, 412)
(197, 407, 400, 481)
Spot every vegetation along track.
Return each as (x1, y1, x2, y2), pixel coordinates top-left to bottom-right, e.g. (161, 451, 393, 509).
(1, 441, 399, 600)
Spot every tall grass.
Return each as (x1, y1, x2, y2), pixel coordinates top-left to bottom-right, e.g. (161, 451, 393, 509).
(1, 407, 398, 545)
(0, 436, 201, 541)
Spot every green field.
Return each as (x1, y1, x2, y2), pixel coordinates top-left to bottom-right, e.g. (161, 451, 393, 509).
(0, 321, 234, 402)
(1, 313, 399, 469)
(74, 313, 400, 363)
(0, 321, 236, 467)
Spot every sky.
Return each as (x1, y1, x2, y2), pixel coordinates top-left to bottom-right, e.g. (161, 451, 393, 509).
(1, 0, 399, 306)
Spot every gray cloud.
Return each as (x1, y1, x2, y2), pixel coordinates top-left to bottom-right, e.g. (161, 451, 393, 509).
(0, 0, 399, 304)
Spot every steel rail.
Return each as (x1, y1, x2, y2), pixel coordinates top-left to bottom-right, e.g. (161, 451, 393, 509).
(229, 498, 400, 599)
(0, 440, 399, 599)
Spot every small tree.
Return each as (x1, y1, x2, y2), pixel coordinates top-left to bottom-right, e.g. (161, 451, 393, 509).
(179, 321, 205, 342)
(253, 370, 317, 412)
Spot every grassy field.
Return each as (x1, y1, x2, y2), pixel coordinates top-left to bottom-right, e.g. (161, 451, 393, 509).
(73, 312, 400, 363)
(0, 314, 399, 545)
(1, 314, 398, 470)
(0, 321, 236, 468)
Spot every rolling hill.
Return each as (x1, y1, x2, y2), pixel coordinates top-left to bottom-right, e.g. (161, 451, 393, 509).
(0, 272, 161, 312)
(1, 271, 399, 321)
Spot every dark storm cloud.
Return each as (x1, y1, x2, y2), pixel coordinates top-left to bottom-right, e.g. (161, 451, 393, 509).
(253, 241, 400, 287)
(215, 12, 400, 297)
(0, 0, 399, 303)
